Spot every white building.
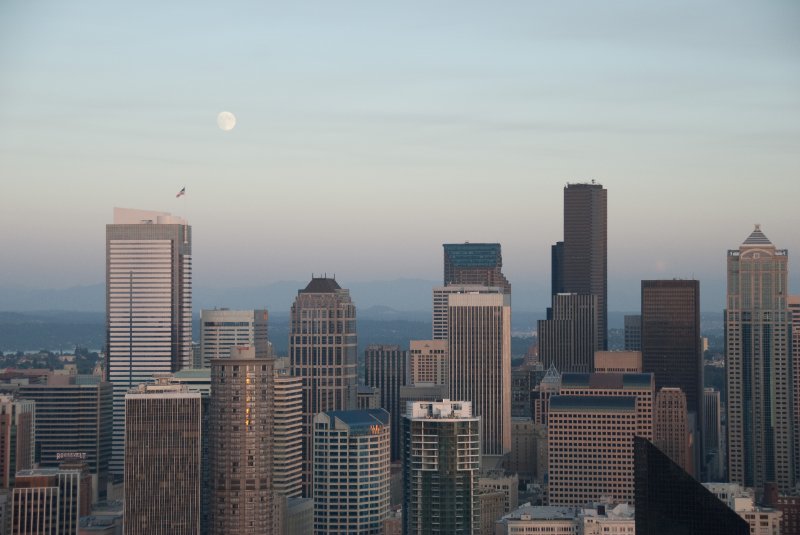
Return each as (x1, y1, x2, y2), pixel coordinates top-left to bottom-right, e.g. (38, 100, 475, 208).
(200, 308, 269, 367)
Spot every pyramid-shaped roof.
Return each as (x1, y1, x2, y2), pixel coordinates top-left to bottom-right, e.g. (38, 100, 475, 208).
(743, 224, 772, 246)
(541, 363, 561, 384)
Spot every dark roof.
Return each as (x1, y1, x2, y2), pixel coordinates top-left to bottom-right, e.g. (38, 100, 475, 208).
(561, 372, 653, 390)
(443, 243, 502, 268)
(326, 409, 390, 434)
(300, 277, 341, 293)
(549, 395, 637, 411)
(743, 224, 772, 246)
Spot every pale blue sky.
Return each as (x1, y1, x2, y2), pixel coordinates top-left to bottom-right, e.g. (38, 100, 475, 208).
(1, 1, 798, 311)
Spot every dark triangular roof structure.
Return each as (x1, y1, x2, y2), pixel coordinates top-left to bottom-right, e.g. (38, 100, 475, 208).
(743, 224, 772, 246)
(301, 277, 341, 293)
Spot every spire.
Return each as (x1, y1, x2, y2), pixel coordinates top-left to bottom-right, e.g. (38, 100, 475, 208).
(743, 224, 772, 246)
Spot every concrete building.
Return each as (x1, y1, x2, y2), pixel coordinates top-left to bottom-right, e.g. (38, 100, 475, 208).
(703, 482, 782, 535)
(10, 473, 59, 535)
(433, 285, 504, 341)
(479, 473, 518, 514)
(408, 340, 448, 386)
(531, 364, 561, 426)
(548, 396, 638, 506)
(448, 290, 511, 460)
(272, 357, 303, 500)
(763, 482, 800, 535)
(274, 495, 313, 535)
(399, 384, 450, 414)
(703, 387, 725, 481)
(511, 363, 546, 418)
(200, 309, 268, 368)
(313, 409, 390, 534)
(124, 377, 201, 535)
(789, 294, 800, 483)
(623, 315, 641, 351)
(726, 226, 795, 491)
(12, 466, 92, 535)
(509, 418, 536, 482)
(357, 386, 382, 409)
(593, 351, 642, 373)
(0, 395, 34, 490)
(653, 387, 693, 476)
(403, 400, 481, 535)
(106, 207, 192, 476)
(443, 243, 511, 294)
(538, 294, 599, 373)
(18, 374, 112, 501)
(477, 488, 505, 535)
(365, 344, 407, 461)
(495, 504, 577, 535)
(579, 503, 635, 535)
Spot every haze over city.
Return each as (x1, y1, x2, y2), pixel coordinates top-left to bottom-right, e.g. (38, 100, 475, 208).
(1, 1, 799, 312)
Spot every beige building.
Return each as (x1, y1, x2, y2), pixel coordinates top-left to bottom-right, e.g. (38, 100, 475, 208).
(593, 351, 642, 373)
(703, 483, 782, 535)
(0, 395, 35, 490)
(433, 285, 503, 341)
(654, 387, 693, 476)
(272, 358, 303, 500)
(477, 488, 506, 535)
(509, 418, 536, 482)
(200, 309, 268, 367)
(495, 505, 578, 535)
(789, 294, 800, 483)
(408, 339, 448, 385)
(124, 377, 201, 535)
(448, 290, 511, 459)
(479, 473, 519, 514)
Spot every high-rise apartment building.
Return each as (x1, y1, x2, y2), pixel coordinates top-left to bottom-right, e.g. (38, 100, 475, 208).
(403, 400, 481, 535)
(789, 295, 800, 483)
(433, 285, 503, 341)
(443, 243, 511, 293)
(559, 182, 608, 350)
(210, 347, 274, 534)
(289, 277, 357, 496)
(703, 387, 724, 481)
(726, 225, 794, 491)
(106, 207, 192, 476)
(313, 409, 390, 534)
(124, 377, 201, 535)
(12, 466, 91, 535)
(448, 290, 511, 458)
(18, 374, 112, 500)
(538, 293, 599, 373)
(364, 344, 407, 461)
(653, 387, 692, 476)
(272, 357, 303, 500)
(200, 309, 268, 368)
(0, 395, 35, 490)
(624, 315, 642, 351)
(408, 340, 448, 386)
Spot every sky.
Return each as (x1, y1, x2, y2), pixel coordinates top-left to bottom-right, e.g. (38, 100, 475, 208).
(1, 1, 798, 312)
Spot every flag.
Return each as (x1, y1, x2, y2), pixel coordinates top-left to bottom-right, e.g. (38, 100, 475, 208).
(176, 187, 186, 198)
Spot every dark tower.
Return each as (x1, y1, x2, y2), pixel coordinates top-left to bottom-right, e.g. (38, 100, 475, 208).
(443, 243, 511, 293)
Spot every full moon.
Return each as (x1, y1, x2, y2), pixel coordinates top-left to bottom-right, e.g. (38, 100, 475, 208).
(217, 111, 236, 132)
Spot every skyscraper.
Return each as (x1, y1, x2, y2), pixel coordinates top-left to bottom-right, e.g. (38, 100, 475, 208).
(402, 400, 481, 535)
(726, 225, 794, 491)
(448, 290, 511, 459)
(653, 387, 692, 476)
(789, 294, 800, 483)
(0, 395, 35, 490)
(364, 344, 407, 461)
(12, 466, 92, 535)
(624, 315, 642, 351)
(289, 277, 357, 496)
(210, 346, 274, 534)
(560, 182, 607, 350)
(313, 409, 390, 534)
(443, 243, 511, 293)
(272, 357, 303, 500)
(537, 293, 599, 372)
(124, 377, 201, 535)
(432, 285, 503, 341)
(106, 207, 192, 476)
(703, 387, 724, 481)
(200, 309, 269, 368)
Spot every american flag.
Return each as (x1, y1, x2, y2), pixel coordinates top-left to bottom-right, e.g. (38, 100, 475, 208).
(176, 187, 186, 198)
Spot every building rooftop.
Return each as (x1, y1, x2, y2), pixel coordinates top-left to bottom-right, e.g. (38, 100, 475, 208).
(500, 504, 578, 521)
(326, 409, 390, 433)
(561, 372, 652, 390)
(443, 243, 502, 268)
(742, 224, 772, 246)
(300, 277, 342, 293)
(549, 395, 638, 412)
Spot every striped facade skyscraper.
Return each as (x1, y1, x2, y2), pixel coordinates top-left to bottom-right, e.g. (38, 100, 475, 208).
(106, 207, 192, 476)
(364, 344, 407, 461)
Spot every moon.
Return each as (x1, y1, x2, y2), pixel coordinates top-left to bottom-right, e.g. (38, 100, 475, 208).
(217, 111, 236, 132)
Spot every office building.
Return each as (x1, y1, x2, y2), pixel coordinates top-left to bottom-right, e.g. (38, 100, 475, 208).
(763, 483, 800, 535)
(531, 364, 561, 426)
(594, 351, 642, 373)
(365, 344, 407, 461)
(443, 242, 511, 293)
(547, 395, 638, 506)
(703, 387, 724, 481)
(433, 285, 503, 341)
(124, 377, 201, 535)
(399, 383, 450, 415)
(509, 418, 536, 482)
(408, 340, 448, 386)
(0, 395, 34, 489)
(12, 466, 91, 535)
(357, 386, 381, 409)
(313, 409, 390, 534)
(623, 315, 641, 351)
(703, 483, 783, 535)
(496, 505, 577, 535)
(550, 241, 565, 297)
(477, 488, 505, 535)
(510, 363, 546, 418)
(726, 225, 794, 491)
(18, 374, 112, 500)
(477, 473, 518, 514)
(789, 294, 800, 483)
(289, 277, 357, 496)
(538, 293, 599, 373)
(402, 400, 480, 535)
(653, 387, 693, 476)
(200, 309, 268, 368)
(448, 290, 511, 458)
(272, 357, 303, 500)
(106, 207, 192, 476)
(560, 182, 608, 350)
(210, 346, 274, 534)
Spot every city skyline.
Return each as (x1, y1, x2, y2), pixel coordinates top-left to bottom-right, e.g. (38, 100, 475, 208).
(1, 1, 798, 314)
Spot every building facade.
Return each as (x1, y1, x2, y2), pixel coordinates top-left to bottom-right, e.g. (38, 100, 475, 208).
(106, 207, 192, 476)
(408, 340, 448, 386)
(364, 344, 407, 461)
(12, 466, 91, 535)
(789, 294, 800, 483)
(0, 395, 35, 490)
(443, 243, 511, 293)
(703, 387, 724, 481)
(653, 387, 692, 476)
(200, 309, 269, 368)
(433, 285, 503, 341)
(623, 315, 641, 351)
(726, 225, 794, 491)
(272, 357, 304, 500)
(538, 293, 599, 373)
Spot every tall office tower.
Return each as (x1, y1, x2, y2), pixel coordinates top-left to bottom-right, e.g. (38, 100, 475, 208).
(560, 182, 607, 350)
(623, 315, 642, 351)
(443, 243, 511, 293)
(653, 388, 692, 476)
(408, 340, 448, 386)
(448, 290, 511, 459)
(640, 280, 702, 421)
(290, 277, 358, 497)
(789, 295, 800, 483)
(402, 400, 481, 535)
(703, 387, 724, 481)
(560, 372, 654, 440)
(12, 466, 91, 535)
(124, 377, 201, 535)
(433, 285, 503, 340)
(511, 362, 546, 418)
(726, 225, 794, 491)
(18, 374, 113, 501)
(0, 395, 35, 489)
(531, 364, 561, 426)
(210, 347, 274, 534)
(547, 395, 638, 506)
(200, 309, 269, 368)
(313, 410, 390, 534)
(106, 207, 192, 476)
(537, 293, 599, 372)
(551, 241, 564, 297)
(364, 344, 407, 461)
(272, 357, 303, 500)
